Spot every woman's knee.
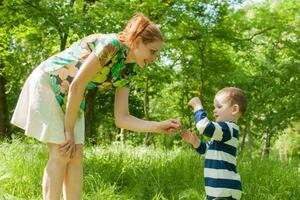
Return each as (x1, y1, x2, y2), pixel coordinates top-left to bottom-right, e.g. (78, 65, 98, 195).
(69, 144, 83, 165)
(47, 143, 71, 165)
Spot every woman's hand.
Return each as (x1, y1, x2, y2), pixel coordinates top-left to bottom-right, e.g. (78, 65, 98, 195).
(59, 132, 75, 157)
(156, 119, 181, 134)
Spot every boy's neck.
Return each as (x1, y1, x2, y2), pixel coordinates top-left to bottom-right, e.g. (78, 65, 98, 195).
(223, 117, 238, 124)
(229, 119, 238, 124)
(227, 113, 241, 124)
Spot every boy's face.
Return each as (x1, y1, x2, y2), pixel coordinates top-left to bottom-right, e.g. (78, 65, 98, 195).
(213, 92, 237, 122)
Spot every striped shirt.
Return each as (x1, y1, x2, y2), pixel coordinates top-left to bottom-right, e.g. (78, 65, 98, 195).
(193, 109, 242, 200)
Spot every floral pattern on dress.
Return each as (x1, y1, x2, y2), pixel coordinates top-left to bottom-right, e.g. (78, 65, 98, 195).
(45, 34, 136, 112)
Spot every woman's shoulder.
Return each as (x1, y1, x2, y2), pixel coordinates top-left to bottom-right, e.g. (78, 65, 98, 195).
(79, 33, 125, 56)
(82, 33, 120, 46)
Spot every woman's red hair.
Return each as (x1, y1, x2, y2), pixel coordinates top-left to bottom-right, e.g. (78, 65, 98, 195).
(118, 13, 163, 48)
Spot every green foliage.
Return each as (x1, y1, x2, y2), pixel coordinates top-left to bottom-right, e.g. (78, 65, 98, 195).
(0, 141, 300, 199)
(240, 158, 300, 199)
(1, 0, 300, 157)
(0, 139, 47, 199)
(273, 127, 300, 159)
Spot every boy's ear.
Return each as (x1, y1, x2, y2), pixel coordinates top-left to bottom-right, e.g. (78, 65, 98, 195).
(232, 104, 240, 115)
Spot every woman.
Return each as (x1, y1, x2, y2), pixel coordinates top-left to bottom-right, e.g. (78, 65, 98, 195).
(11, 13, 181, 200)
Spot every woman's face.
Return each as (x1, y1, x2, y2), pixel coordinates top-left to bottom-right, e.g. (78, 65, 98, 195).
(131, 39, 163, 67)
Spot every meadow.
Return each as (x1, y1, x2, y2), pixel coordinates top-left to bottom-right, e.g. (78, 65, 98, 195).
(0, 140, 299, 200)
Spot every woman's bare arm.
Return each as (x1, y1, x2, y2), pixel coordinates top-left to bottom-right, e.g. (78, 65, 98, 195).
(64, 52, 102, 136)
(114, 87, 181, 133)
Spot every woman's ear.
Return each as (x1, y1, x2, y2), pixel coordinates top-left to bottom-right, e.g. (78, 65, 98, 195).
(133, 36, 142, 48)
(232, 104, 240, 115)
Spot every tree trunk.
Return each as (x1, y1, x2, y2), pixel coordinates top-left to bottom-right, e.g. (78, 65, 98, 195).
(84, 87, 98, 139)
(119, 128, 125, 146)
(60, 33, 68, 51)
(0, 62, 10, 138)
(239, 124, 248, 156)
(262, 132, 271, 158)
(59, 0, 75, 51)
(143, 76, 153, 146)
(198, 40, 206, 95)
(108, 131, 113, 143)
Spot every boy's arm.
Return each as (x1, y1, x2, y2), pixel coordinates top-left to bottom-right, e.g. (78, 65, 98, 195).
(194, 109, 233, 142)
(181, 130, 207, 155)
(188, 97, 233, 142)
(194, 140, 208, 155)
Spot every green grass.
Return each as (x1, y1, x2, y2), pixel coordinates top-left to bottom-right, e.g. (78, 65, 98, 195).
(0, 140, 299, 200)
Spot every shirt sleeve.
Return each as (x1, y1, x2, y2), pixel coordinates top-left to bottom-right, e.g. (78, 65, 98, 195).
(195, 140, 209, 155)
(194, 109, 234, 142)
(87, 36, 119, 67)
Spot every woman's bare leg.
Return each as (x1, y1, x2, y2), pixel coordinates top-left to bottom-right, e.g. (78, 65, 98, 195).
(63, 144, 83, 200)
(43, 143, 70, 200)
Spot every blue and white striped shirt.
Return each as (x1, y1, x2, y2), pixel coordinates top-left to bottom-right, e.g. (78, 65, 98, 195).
(194, 109, 242, 200)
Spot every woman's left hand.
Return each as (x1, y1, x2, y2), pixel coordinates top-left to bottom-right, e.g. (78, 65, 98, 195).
(59, 132, 76, 158)
(157, 119, 181, 134)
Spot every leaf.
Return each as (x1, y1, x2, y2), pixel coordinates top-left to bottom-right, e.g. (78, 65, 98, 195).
(92, 74, 107, 83)
(101, 67, 110, 75)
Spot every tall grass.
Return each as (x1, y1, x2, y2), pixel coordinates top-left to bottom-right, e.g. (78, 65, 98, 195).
(0, 139, 299, 200)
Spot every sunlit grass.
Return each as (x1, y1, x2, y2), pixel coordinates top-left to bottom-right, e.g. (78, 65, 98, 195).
(0, 139, 299, 199)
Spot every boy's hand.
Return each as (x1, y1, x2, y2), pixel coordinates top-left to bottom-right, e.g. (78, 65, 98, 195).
(188, 97, 203, 112)
(181, 129, 200, 148)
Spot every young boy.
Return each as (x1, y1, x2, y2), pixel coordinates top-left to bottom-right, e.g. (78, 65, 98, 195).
(182, 87, 247, 200)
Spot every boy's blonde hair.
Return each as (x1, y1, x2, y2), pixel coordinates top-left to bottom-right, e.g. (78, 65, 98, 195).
(118, 13, 163, 48)
(217, 87, 248, 114)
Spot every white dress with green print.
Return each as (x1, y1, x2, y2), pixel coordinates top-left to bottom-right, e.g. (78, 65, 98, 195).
(11, 33, 136, 144)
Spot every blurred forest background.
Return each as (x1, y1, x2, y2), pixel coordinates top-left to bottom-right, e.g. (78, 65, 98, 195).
(1, 0, 299, 159)
(1, 0, 300, 199)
